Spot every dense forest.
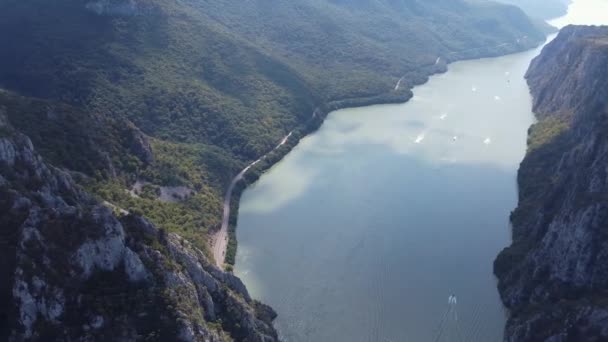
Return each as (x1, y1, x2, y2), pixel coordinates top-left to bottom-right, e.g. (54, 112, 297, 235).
(0, 0, 547, 266)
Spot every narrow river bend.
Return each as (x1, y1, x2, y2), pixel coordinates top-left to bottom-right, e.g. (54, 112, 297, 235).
(234, 1, 608, 341)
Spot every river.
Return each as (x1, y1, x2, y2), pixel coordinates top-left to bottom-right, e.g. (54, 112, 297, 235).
(234, 1, 608, 341)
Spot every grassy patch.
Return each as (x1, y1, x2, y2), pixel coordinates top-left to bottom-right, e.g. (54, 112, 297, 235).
(527, 117, 570, 152)
(91, 179, 219, 255)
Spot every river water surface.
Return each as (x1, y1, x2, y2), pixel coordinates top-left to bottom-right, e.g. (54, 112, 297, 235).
(234, 1, 608, 341)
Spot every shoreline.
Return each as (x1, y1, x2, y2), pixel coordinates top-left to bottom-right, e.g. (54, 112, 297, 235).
(208, 90, 411, 269)
(211, 132, 294, 267)
(209, 35, 546, 270)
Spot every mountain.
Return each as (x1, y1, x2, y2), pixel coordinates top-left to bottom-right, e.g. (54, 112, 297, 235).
(0, 112, 278, 341)
(0, 0, 546, 266)
(494, 25, 608, 341)
(496, 0, 570, 19)
(0, 0, 546, 159)
(0, 0, 549, 340)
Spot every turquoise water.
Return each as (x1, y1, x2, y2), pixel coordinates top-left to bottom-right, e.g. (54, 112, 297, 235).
(234, 1, 608, 341)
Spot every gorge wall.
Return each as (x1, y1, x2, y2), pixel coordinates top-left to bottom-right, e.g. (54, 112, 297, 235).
(495, 25, 608, 341)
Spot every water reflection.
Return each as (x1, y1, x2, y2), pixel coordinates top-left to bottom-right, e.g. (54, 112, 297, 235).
(242, 49, 534, 214)
(235, 1, 608, 341)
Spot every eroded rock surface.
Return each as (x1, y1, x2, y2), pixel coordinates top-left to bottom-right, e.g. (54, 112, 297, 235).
(0, 114, 277, 341)
(495, 25, 608, 341)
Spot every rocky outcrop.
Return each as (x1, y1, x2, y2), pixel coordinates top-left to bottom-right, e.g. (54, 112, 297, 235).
(526, 26, 608, 119)
(127, 124, 154, 165)
(495, 25, 608, 341)
(0, 114, 277, 341)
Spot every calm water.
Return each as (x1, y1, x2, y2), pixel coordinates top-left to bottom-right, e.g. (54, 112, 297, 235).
(235, 2, 608, 341)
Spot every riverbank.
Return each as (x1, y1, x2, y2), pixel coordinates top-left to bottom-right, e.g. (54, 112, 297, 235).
(209, 35, 546, 270)
(234, 40, 549, 340)
(211, 132, 294, 267)
(210, 92, 410, 268)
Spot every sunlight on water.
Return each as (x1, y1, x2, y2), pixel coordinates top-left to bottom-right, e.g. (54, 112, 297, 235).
(241, 49, 537, 214)
(551, 0, 608, 27)
(236, 1, 608, 341)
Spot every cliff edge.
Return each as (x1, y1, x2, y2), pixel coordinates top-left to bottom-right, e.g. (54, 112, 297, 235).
(0, 110, 278, 341)
(495, 25, 608, 341)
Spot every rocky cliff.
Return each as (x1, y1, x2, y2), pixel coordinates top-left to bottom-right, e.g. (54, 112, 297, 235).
(0, 112, 277, 341)
(495, 25, 608, 341)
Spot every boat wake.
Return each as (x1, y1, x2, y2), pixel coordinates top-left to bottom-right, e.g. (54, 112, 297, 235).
(415, 133, 426, 144)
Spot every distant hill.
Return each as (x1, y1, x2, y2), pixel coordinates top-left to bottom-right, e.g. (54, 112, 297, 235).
(497, 0, 570, 19)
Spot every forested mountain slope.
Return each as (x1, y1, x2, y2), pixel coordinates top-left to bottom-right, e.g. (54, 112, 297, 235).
(495, 25, 608, 341)
(0, 0, 546, 264)
(0, 0, 545, 158)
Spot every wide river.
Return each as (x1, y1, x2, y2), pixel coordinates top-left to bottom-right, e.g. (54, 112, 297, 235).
(235, 1, 608, 341)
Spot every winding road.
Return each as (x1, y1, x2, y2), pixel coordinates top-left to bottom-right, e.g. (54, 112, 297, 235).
(212, 35, 529, 268)
(213, 35, 530, 269)
(212, 132, 294, 268)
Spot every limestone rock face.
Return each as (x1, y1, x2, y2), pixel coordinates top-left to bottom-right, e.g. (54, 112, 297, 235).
(495, 25, 608, 341)
(526, 26, 608, 119)
(0, 114, 278, 341)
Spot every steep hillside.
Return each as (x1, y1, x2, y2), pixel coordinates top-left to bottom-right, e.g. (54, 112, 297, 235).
(198, 0, 546, 101)
(0, 0, 546, 156)
(0, 90, 153, 179)
(0, 112, 278, 341)
(494, 25, 608, 341)
(0, 0, 547, 268)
